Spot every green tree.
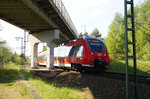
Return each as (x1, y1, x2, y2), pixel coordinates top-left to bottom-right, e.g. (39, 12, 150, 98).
(79, 32, 83, 37)
(43, 45, 47, 51)
(105, 13, 125, 60)
(134, 0, 150, 60)
(90, 28, 102, 38)
(0, 39, 13, 66)
(12, 52, 22, 65)
(105, 0, 150, 60)
(82, 32, 88, 36)
(78, 32, 89, 37)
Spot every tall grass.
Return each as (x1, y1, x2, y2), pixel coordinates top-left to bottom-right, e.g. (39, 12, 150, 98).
(0, 64, 34, 99)
(3, 64, 86, 99)
(106, 61, 126, 73)
(19, 82, 34, 99)
(20, 70, 84, 99)
(0, 64, 19, 83)
(107, 60, 150, 76)
(29, 77, 82, 99)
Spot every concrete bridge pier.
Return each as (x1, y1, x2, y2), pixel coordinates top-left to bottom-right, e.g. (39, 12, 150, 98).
(47, 42, 54, 69)
(29, 29, 59, 69)
(30, 43, 38, 69)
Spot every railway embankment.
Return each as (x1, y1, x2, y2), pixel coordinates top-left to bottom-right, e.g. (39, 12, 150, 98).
(1, 63, 150, 99)
(0, 64, 34, 99)
(29, 59, 150, 99)
(0, 64, 89, 99)
(36, 70, 150, 99)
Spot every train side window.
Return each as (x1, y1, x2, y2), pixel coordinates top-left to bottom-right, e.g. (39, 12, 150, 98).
(69, 45, 81, 56)
(73, 46, 79, 56)
(76, 45, 84, 56)
(69, 46, 76, 56)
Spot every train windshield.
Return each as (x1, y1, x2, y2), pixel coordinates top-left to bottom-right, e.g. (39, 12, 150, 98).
(88, 39, 105, 52)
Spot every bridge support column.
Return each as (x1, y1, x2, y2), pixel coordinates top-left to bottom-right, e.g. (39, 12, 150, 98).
(29, 29, 59, 69)
(47, 42, 54, 69)
(31, 43, 38, 69)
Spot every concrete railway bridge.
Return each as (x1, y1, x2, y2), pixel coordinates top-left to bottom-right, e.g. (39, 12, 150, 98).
(0, 0, 78, 69)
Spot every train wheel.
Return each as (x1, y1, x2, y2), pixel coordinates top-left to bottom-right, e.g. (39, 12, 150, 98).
(78, 64, 84, 73)
(66, 69, 70, 72)
(63, 68, 67, 71)
(63, 68, 70, 72)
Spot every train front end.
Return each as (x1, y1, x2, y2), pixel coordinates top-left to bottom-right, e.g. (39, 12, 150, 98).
(85, 37, 110, 70)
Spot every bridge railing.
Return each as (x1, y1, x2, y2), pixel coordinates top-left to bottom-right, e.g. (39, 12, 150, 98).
(52, 0, 78, 37)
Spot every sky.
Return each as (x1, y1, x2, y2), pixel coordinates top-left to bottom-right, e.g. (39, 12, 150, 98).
(0, 0, 144, 56)
(61, 0, 144, 37)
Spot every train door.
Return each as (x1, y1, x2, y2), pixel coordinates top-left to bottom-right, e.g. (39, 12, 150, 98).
(68, 45, 78, 63)
(68, 45, 84, 63)
(76, 45, 84, 63)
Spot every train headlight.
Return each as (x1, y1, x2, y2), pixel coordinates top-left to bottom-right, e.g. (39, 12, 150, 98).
(91, 51, 94, 56)
(104, 52, 106, 56)
(98, 53, 102, 56)
(79, 57, 84, 60)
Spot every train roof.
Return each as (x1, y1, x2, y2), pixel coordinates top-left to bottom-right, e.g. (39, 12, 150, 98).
(80, 36, 102, 41)
(63, 36, 103, 45)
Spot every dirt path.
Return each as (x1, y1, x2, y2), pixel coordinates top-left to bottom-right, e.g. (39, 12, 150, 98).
(19, 73, 43, 99)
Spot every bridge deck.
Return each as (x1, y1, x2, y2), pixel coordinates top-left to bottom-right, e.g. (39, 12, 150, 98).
(0, 0, 78, 44)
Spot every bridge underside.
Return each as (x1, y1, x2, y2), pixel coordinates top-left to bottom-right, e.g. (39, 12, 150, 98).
(0, 0, 78, 44)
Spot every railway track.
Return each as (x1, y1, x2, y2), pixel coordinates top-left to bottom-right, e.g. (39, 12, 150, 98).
(83, 71, 150, 85)
(31, 66, 150, 85)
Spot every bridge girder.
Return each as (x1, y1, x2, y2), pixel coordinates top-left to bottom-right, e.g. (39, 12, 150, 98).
(0, 0, 78, 44)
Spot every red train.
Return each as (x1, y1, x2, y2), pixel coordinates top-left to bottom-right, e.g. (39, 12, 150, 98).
(38, 36, 110, 72)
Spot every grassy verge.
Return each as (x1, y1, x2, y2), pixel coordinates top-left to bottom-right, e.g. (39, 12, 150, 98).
(0, 82, 34, 99)
(0, 64, 89, 99)
(107, 60, 150, 76)
(0, 64, 19, 83)
(19, 82, 34, 99)
(29, 78, 83, 99)
(0, 64, 34, 99)
(20, 69, 86, 99)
